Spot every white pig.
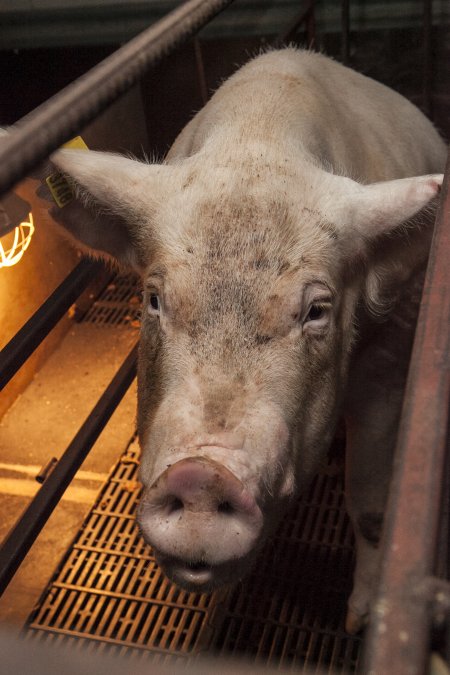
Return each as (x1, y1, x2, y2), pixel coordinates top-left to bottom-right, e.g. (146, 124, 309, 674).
(47, 48, 446, 633)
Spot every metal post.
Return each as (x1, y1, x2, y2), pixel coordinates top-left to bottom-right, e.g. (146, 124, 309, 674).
(363, 153, 450, 674)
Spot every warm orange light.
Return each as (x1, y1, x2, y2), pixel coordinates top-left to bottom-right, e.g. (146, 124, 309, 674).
(0, 212, 34, 268)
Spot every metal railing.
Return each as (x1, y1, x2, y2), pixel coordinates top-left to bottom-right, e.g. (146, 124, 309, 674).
(0, 0, 235, 196)
(363, 150, 450, 675)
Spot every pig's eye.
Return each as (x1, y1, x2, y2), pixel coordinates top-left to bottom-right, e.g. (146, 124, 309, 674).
(304, 301, 331, 326)
(148, 293, 161, 316)
(306, 304, 324, 321)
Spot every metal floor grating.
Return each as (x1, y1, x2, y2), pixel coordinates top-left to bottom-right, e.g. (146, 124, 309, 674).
(81, 272, 142, 326)
(24, 438, 362, 672)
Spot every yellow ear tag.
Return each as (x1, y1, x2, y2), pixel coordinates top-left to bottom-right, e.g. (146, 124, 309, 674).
(62, 136, 88, 151)
(46, 136, 89, 208)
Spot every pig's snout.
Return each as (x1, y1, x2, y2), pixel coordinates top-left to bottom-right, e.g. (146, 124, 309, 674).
(138, 456, 263, 591)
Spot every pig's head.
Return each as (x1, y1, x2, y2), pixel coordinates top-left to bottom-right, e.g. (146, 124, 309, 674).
(49, 146, 442, 591)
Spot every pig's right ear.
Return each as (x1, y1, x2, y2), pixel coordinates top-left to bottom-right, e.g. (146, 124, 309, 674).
(45, 148, 168, 272)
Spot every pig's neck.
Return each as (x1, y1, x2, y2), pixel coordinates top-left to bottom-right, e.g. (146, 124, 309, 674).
(197, 133, 332, 192)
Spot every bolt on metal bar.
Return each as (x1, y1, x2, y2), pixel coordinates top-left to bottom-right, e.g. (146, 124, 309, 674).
(0, 0, 235, 197)
(0, 258, 103, 391)
(0, 342, 138, 596)
(363, 151, 450, 674)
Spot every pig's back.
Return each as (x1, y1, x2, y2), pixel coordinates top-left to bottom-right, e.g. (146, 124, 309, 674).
(168, 49, 446, 182)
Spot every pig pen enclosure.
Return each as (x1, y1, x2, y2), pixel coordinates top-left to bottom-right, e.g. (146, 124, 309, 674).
(0, 1, 449, 674)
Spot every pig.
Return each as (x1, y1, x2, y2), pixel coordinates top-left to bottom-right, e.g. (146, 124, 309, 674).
(45, 48, 446, 633)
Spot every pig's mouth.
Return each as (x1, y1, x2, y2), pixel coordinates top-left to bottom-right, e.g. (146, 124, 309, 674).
(154, 551, 257, 593)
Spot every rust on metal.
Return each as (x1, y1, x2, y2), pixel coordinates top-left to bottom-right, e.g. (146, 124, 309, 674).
(363, 152, 450, 674)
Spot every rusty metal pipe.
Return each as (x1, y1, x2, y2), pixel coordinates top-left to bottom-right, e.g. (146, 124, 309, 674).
(362, 152, 450, 673)
(0, 0, 235, 197)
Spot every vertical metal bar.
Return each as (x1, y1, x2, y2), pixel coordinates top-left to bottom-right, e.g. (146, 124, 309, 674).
(341, 0, 350, 64)
(194, 37, 208, 106)
(273, 0, 315, 48)
(306, 1, 316, 49)
(363, 153, 450, 674)
(422, 0, 433, 118)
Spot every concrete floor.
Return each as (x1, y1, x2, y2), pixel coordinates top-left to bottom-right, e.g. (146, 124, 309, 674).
(0, 321, 138, 633)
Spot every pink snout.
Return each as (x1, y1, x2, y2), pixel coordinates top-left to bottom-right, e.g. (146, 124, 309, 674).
(138, 456, 263, 590)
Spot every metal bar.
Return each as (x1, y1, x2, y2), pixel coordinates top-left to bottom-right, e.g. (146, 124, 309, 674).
(363, 152, 450, 674)
(0, 342, 138, 595)
(194, 37, 208, 106)
(274, 0, 315, 47)
(0, 0, 235, 197)
(306, 2, 316, 49)
(416, 577, 450, 614)
(341, 0, 350, 64)
(422, 0, 433, 118)
(0, 258, 103, 390)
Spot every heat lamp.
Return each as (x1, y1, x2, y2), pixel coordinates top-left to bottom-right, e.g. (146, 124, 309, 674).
(0, 192, 34, 268)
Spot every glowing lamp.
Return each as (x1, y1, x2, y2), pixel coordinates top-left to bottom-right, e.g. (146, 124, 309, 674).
(0, 192, 34, 268)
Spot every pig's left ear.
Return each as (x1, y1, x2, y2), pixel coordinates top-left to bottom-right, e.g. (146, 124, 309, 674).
(46, 148, 168, 271)
(338, 173, 443, 248)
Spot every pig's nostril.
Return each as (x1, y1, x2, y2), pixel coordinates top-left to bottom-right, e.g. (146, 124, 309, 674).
(167, 497, 184, 514)
(218, 501, 234, 514)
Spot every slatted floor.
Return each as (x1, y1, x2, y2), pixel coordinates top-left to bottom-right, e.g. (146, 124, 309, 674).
(24, 272, 362, 672)
(82, 273, 142, 327)
(24, 437, 361, 672)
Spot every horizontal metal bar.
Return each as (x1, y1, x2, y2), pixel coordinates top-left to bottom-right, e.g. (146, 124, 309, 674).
(0, 342, 138, 596)
(0, 259, 103, 390)
(363, 151, 450, 673)
(0, 0, 235, 197)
